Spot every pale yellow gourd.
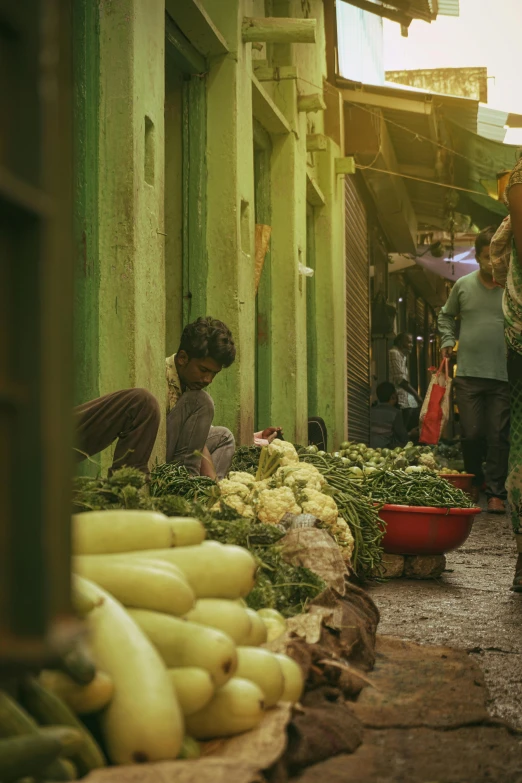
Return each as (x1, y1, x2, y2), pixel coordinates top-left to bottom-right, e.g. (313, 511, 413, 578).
(260, 616, 287, 643)
(128, 609, 237, 687)
(167, 668, 215, 716)
(76, 577, 184, 765)
(185, 678, 265, 739)
(164, 517, 206, 546)
(127, 541, 257, 599)
(38, 670, 114, 715)
(274, 654, 304, 703)
(257, 608, 286, 624)
(235, 647, 285, 708)
(72, 510, 173, 555)
(241, 609, 268, 646)
(184, 599, 252, 644)
(73, 555, 195, 616)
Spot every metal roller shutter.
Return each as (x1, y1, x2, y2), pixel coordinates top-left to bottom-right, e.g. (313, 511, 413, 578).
(416, 297, 425, 334)
(345, 177, 370, 444)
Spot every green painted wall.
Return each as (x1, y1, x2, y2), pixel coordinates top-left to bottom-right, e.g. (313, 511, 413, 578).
(183, 75, 208, 325)
(203, 0, 256, 445)
(313, 137, 348, 449)
(164, 54, 184, 356)
(73, 0, 100, 475)
(269, 124, 309, 444)
(254, 123, 273, 432)
(73, 0, 99, 408)
(306, 204, 318, 418)
(97, 0, 166, 467)
(80, 0, 348, 463)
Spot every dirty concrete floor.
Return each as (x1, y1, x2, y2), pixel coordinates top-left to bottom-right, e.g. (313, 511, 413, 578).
(368, 500, 522, 729)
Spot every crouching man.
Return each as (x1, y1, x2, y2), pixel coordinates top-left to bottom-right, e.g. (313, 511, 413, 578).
(166, 317, 236, 480)
(74, 388, 161, 475)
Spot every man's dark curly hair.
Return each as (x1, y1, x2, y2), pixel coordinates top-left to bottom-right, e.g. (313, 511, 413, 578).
(475, 226, 497, 258)
(178, 317, 236, 368)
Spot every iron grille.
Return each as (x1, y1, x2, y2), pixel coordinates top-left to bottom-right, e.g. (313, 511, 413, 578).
(345, 176, 370, 444)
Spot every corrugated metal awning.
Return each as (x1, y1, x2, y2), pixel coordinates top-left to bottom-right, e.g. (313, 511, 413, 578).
(340, 1, 436, 25)
(338, 77, 479, 133)
(436, 0, 460, 16)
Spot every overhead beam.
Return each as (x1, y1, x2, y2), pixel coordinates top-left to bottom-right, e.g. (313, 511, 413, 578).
(253, 64, 298, 82)
(242, 17, 316, 44)
(165, 13, 206, 74)
(252, 74, 292, 135)
(341, 88, 433, 116)
(385, 0, 435, 21)
(165, 0, 228, 57)
(307, 134, 328, 152)
(335, 157, 356, 175)
(306, 173, 326, 207)
(298, 93, 326, 113)
(507, 112, 522, 129)
(339, 0, 412, 26)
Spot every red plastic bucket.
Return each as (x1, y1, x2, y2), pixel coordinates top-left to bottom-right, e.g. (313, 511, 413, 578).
(440, 473, 474, 495)
(379, 504, 481, 556)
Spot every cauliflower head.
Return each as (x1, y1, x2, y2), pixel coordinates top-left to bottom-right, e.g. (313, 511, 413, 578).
(212, 495, 255, 518)
(256, 487, 301, 525)
(212, 478, 255, 518)
(299, 488, 339, 527)
(272, 463, 326, 492)
(418, 452, 438, 471)
(227, 471, 256, 490)
(333, 517, 355, 561)
(266, 440, 299, 466)
(218, 479, 252, 500)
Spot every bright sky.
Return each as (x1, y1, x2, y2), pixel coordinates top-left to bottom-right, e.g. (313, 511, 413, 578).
(383, 0, 522, 143)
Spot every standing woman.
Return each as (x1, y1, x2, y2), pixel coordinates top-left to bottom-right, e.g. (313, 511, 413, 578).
(497, 156, 522, 590)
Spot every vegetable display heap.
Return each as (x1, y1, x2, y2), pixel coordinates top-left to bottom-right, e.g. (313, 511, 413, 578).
(73, 465, 326, 618)
(0, 510, 304, 779)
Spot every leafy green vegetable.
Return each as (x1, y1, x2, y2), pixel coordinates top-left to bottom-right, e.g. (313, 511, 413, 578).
(72, 465, 324, 617)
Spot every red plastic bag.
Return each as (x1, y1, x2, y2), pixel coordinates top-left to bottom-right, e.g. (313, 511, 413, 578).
(419, 360, 452, 445)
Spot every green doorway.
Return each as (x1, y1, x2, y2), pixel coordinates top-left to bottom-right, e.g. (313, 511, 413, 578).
(253, 121, 272, 432)
(306, 203, 317, 419)
(164, 13, 208, 356)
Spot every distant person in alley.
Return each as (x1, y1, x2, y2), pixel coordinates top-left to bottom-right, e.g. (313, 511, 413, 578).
(389, 333, 422, 431)
(166, 317, 237, 480)
(438, 227, 509, 512)
(370, 381, 409, 449)
(494, 155, 522, 589)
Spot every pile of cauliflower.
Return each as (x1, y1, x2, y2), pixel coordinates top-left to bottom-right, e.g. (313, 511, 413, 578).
(212, 441, 355, 560)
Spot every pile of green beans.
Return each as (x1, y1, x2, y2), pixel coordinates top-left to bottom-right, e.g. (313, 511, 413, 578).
(150, 463, 216, 502)
(298, 451, 386, 577)
(362, 469, 475, 508)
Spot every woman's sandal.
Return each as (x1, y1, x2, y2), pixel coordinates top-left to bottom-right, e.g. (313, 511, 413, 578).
(511, 553, 522, 592)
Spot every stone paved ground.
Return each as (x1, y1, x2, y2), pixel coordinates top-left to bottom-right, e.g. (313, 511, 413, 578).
(368, 498, 522, 729)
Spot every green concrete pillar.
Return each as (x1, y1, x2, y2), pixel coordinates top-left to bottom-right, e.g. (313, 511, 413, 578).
(268, 84, 309, 445)
(73, 0, 100, 409)
(203, 0, 256, 444)
(269, 133, 309, 443)
(313, 138, 348, 449)
(98, 0, 166, 463)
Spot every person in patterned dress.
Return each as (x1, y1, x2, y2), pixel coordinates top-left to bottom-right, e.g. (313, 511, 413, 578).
(492, 154, 522, 590)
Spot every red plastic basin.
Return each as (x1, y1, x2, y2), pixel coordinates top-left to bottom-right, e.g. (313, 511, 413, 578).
(440, 473, 474, 494)
(379, 504, 481, 556)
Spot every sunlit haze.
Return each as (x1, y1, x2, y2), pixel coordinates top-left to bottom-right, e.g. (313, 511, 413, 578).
(383, 0, 522, 144)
